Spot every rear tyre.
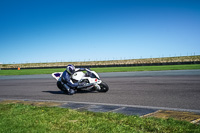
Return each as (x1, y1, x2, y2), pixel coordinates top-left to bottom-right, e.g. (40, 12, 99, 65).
(98, 82, 109, 92)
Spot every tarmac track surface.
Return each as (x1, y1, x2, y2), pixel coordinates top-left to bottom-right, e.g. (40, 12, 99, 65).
(0, 70, 200, 111)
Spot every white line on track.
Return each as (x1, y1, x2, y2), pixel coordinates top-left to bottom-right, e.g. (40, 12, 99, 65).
(1, 98, 200, 113)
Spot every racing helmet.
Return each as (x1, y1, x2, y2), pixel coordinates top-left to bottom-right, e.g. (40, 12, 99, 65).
(66, 64, 75, 75)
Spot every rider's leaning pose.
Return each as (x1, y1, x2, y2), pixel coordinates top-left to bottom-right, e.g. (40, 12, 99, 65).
(57, 64, 87, 95)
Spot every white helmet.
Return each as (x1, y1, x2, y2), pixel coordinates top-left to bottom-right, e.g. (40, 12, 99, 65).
(66, 64, 75, 75)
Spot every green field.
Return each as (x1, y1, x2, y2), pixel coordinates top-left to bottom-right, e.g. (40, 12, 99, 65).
(0, 103, 199, 133)
(1, 55, 200, 69)
(0, 64, 200, 76)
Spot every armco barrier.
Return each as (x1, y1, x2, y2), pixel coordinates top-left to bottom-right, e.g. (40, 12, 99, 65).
(1, 61, 200, 70)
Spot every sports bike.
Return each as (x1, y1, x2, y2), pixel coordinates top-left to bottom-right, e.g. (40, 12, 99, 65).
(52, 68, 109, 93)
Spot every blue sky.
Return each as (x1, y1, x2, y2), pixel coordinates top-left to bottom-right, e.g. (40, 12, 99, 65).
(0, 0, 200, 64)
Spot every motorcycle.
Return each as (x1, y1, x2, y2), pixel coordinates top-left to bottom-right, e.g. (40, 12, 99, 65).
(52, 68, 109, 93)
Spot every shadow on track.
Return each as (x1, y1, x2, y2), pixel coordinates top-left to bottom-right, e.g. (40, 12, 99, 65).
(42, 91, 64, 95)
(42, 90, 97, 95)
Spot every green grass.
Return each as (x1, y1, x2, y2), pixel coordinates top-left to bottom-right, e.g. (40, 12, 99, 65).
(2, 55, 200, 69)
(0, 68, 66, 76)
(0, 103, 199, 133)
(92, 64, 200, 73)
(0, 64, 200, 76)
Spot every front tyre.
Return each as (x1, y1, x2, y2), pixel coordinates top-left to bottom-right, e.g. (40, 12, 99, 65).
(98, 82, 109, 92)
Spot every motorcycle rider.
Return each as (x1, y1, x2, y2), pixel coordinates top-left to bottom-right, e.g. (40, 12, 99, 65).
(57, 64, 87, 95)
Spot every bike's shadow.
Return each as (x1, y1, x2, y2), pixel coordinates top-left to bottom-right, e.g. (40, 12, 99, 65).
(42, 90, 97, 95)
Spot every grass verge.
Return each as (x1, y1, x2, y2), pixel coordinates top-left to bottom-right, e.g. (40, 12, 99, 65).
(0, 64, 200, 76)
(92, 64, 200, 73)
(0, 103, 200, 133)
(2, 55, 200, 68)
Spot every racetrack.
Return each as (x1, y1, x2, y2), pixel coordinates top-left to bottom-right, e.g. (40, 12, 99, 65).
(0, 70, 200, 111)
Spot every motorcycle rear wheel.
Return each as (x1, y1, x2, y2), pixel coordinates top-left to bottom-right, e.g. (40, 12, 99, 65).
(98, 82, 109, 92)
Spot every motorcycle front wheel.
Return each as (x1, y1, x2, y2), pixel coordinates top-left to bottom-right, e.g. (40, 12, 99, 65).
(98, 82, 109, 92)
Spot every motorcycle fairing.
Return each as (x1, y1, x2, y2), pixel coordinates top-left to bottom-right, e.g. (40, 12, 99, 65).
(52, 72, 63, 81)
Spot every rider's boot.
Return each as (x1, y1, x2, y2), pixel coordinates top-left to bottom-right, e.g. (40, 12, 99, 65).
(63, 84, 75, 95)
(68, 89, 75, 95)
